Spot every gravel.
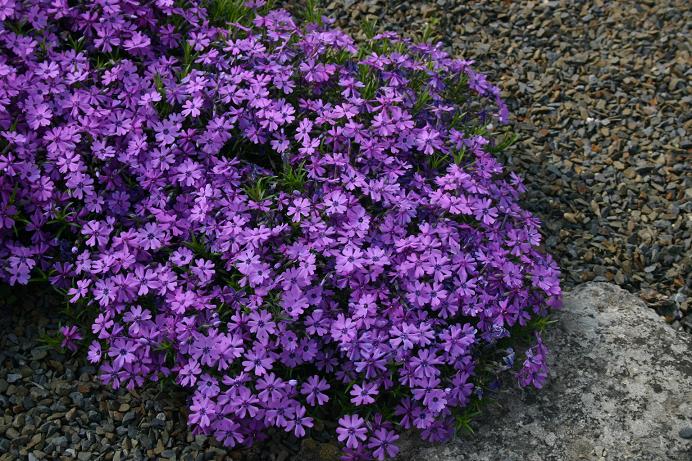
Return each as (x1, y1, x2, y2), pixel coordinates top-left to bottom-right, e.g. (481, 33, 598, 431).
(322, 0, 691, 327)
(0, 291, 304, 460)
(2, 1, 690, 460)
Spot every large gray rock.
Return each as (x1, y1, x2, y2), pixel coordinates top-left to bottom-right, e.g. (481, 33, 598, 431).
(402, 283, 692, 461)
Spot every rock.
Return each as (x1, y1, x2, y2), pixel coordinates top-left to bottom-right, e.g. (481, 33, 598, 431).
(6, 373, 21, 384)
(27, 433, 42, 449)
(297, 438, 341, 461)
(401, 283, 692, 461)
(122, 410, 136, 424)
(69, 391, 84, 407)
(5, 427, 20, 439)
(31, 348, 48, 361)
(680, 427, 692, 440)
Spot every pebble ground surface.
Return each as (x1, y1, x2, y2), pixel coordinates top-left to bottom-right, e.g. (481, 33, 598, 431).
(1, 1, 690, 460)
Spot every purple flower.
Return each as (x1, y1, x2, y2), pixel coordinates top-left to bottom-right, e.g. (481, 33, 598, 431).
(330, 314, 356, 344)
(350, 382, 378, 406)
(87, 341, 102, 363)
(0, 3, 561, 459)
(189, 396, 217, 428)
(178, 361, 202, 387)
(410, 349, 443, 379)
(368, 428, 400, 460)
(336, 414, 368, 449)
(248, 310, 276, 343)
(256, 372, 286, 403)
(108, 339, 137, 369)
(517, 334, 549, 389)
(60, 325, 82, 352)
(242, 346, 274, 376)
(335, 245, 364, 275)
(284, 405, 313, 437)
(229, 386, 260, 418)
(301, 375, 330, 406)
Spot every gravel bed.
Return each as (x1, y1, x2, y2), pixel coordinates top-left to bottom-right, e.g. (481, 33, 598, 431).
(0, 296, 221, 461)
(0, 296, 305, 461)
(2, 1, 690, 460)
(324, 0, 691, 327)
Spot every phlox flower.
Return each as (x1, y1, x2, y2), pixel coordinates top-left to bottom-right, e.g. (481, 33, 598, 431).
(336, 414, 367, 449)
(59, 325, 82, 352)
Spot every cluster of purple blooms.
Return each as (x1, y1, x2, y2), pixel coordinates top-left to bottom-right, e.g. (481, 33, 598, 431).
(0, 0, 561, 459)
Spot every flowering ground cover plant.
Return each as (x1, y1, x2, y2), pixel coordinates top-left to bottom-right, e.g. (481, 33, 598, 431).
(0, 0, 561, 459)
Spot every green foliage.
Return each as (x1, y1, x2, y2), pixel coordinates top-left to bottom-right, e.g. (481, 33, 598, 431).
(420, 18, 441, 43)
(66, 34, 86, 53)
(303, 0, 322, 25)
(358, 65, 380, 100)
(428, 152, 449, 171)
(454, 403, 482, 435)
(488, 132, 520, 154)
(244, 176, 276, 202)
(278, 162, 307, 192)
(208, 0, 250, 26)
(412, 87, 432, 114)
(361, 18, 378, 40)
(179, 40, 197, 79)
(445, 74, 470, 107)
(38, 333, 63, 350)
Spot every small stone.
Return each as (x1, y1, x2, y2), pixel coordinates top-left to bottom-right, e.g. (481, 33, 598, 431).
(5, 427, 20, 439)
(563, 212, 578, 224)
(679, 427, 692, 439)
(51, 435, 68, 448)
(27, 433, 42, 449)
(12, 413, 25, 428)
(65, 407, 77, 421)
(6, 373, 21, 384)
(155, 439, 165, 455)
(31, 348, 48, 361)
(623, 167, 636, 179)
(122, 410, 136, 424)
(47, 360, 64, 373)
(298, 438, 341, 461)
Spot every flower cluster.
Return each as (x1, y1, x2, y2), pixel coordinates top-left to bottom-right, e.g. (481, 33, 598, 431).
(3, 1, 561, 459)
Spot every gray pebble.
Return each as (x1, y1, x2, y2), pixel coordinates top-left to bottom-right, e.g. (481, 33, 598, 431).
(31, 348, 48, 361)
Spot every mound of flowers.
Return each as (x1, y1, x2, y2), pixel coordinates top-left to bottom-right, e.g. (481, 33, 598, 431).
(0, 0, 561, 459)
